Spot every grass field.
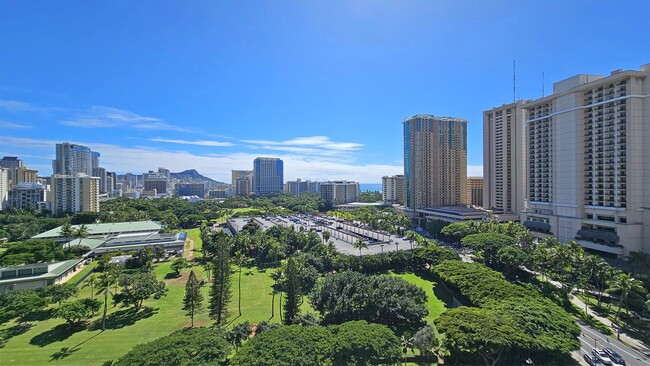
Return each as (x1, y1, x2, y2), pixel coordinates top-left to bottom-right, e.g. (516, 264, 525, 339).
(0, 259, 307, 366)
(184, 227, 202, 255)
(1, 232, 443, 366)
(392, 272, 447, 324)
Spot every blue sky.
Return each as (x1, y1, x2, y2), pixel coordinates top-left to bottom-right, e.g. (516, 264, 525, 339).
(1, 1, 649, 183)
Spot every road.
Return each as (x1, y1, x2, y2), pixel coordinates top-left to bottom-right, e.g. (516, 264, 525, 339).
(572, 321, 649, 366)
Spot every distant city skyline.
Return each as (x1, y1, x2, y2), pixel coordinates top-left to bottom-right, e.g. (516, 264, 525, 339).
(1, 1, 648, 182)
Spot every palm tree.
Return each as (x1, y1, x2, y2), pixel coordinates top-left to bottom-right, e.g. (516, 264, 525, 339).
(97, 265, 120, 331)
(606, 273, 647, 323)
(74, 224, 89, 247)
(266, 238, 283, 265)
(81, 273, 97, 299)
(270, 268, 284, 321)
(235, 251, 246, 316)
(60, 222, 74, 247)
(352, 238, 368, 257)
(202, 260, 213, 280)
(322, 230, 331, 245)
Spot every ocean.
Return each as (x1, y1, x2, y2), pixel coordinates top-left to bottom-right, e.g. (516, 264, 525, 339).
(359, 183, 382, 192)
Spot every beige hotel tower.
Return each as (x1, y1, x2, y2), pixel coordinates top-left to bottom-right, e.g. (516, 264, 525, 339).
(485, 63, 650, 256)
(483, 100, 528, 219)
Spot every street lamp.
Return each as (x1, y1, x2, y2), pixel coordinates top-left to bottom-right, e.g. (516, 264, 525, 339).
(380, 244, 385, 253)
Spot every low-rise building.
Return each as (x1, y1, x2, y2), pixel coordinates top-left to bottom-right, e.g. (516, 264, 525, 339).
(176, 183, 205, 198)
(0, 259, 83, 292)
(32, 220, 163, 242)
(67, 232, 187, 257)
(411, 205, 488, 224)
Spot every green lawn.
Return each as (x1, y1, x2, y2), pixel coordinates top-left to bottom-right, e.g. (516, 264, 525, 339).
(184, 228, 203, 255)
(392, 272, 446, 324)
(67, 261, 98, 285)
(0, 260, 304, 366)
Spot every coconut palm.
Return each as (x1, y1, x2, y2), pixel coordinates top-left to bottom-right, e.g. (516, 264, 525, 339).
(607, 273, 647, 323)
(234, 251, 246, 316)
(81, 273, 97, 299)
(270, 268, 284, 320)
(352, 238, 368, 257)
(73, 224, 89, 247)
(97, 265, 120, 331)
(60, 222, 74, 247)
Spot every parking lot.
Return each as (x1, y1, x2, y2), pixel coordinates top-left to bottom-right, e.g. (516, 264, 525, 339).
(227, 214, 420, 256)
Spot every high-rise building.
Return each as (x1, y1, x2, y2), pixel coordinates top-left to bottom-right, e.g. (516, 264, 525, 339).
(285, 179, 309, 195)
(7, 166, 38, 189)
(252, 157, 283, 194)
(176, 183, 205, 198)
(403, 115, 468, 209)
(231, 170, 253, 196)
(319, 181, 359, 204)
(0, 156, 23, 170)
(51, 174, 99, 215)
(107, 172, 117, 192)
(483, 101, 528, 216)
(382, 175, 405, 205)
(9, 182, 47, 211)
(91, 152, 101, 172)
(522, 63, 650, 256)
(467, 177, 484, 208)
(234, 176, 252, 196)
(0, 168, 8, 210)
(93, 167, 108, 194)
(231, 170, 251, 185)
(53, 143, 97, 176)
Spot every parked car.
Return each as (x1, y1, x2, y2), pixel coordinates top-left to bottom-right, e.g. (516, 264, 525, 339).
(592, 348, 613, 366)
(584, 353, 604, 366)
(603, 348, 625, 366)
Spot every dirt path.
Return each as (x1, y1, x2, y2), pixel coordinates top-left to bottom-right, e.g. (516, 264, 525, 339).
(185, 238, 195, 260)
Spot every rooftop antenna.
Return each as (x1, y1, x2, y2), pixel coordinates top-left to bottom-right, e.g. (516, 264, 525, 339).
(542, 72, 545, 97)
(513, 60, 516, 103)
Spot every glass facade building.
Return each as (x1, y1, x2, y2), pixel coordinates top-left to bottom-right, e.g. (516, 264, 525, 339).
(252, 157, 283, 194)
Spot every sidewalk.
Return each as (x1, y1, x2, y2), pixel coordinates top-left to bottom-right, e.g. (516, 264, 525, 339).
(529, 268, 649, 355)
(569, 293, 650, 355)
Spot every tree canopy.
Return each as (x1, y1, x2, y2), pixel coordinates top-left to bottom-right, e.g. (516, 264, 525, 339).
(230, 322, 401, 366)
(113, 327, 230, 366)
(309, 271, 428, 329)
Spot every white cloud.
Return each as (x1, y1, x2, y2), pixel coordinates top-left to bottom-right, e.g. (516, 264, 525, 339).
(0, 135, 397, 183)
(150, 138, 235, 147)
(58, 105, 191, 132)
(0, 99, 34, 112)
(242, 136, 364, 157)
(0, 120, 31, 129)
